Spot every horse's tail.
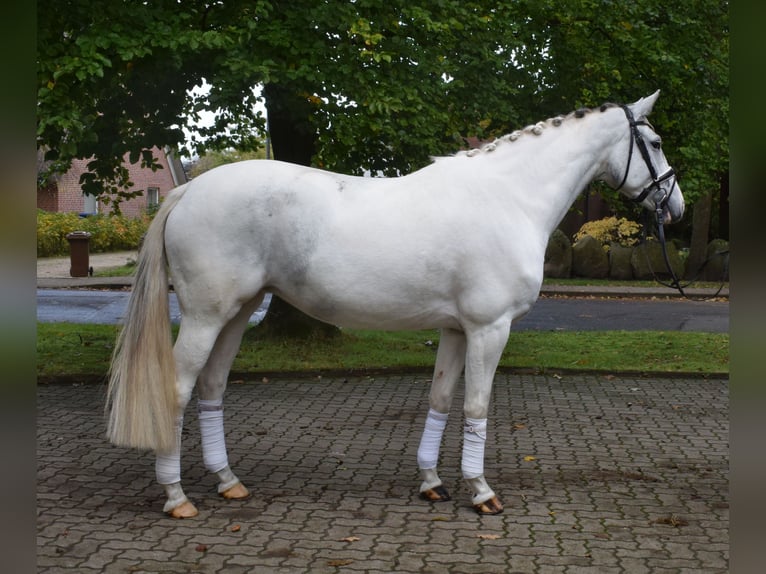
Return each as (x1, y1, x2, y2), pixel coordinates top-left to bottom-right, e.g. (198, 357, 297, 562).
(105, 183, 189, 453)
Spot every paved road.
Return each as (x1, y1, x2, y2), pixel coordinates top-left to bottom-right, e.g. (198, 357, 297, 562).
(36, 289, 729, 333)
(37, 373, 729, 573)
(36, 289, 272, 326)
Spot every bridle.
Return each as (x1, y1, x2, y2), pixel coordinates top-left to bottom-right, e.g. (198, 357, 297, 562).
(615, 104, 686, 296)
(615, 104, 678, 220)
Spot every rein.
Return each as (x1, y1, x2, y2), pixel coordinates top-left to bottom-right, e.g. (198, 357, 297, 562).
(637, 209, 729, 300)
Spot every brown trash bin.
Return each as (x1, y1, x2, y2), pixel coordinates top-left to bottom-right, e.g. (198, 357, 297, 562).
(66, 231, 92, 277)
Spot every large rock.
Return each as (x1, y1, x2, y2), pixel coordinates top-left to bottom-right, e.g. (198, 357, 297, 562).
(631, 241, 685, 279)
(544, 229, 572, 278)
(703, 239, 729, 281)
(608, 243, 634, 280)
(572, 234, 609, 278)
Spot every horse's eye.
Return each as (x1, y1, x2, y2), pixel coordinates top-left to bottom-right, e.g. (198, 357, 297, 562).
(651, 140, 662, 150)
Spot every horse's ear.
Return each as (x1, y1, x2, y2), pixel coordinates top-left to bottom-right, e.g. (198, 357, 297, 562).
(629, 90, 661, 118)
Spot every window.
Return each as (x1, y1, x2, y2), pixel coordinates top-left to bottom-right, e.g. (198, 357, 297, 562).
(147, 187, 160, 208)
(83, 193, 97, 215)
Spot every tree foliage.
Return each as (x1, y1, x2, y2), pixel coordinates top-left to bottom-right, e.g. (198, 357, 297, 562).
(187, 148, 268, 179)
(37, 0, 727, 206)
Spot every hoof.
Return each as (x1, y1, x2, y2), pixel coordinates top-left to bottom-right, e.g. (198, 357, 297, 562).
(473, 495, 504, 515)
(221, 482, 250, 500)
(167, 500, 199, 519)
(419, 484, 451, 502)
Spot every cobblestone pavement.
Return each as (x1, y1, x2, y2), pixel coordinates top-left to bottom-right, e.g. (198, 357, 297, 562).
(37, 373, 728, 573)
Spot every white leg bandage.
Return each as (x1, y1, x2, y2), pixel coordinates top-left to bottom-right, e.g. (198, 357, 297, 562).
(462, 417, 487, 479)
(199, 398, 228, 473)
(156, 415, 183, 485)
(417, 409, 449, 470)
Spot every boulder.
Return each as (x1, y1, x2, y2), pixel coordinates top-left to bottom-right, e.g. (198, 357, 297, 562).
(608, 243, 634, 280)
(630, 241, 685, 279)
(571, 234, 609, 278)
(544, 229, 572, 278)
(703, 239, 729, 281)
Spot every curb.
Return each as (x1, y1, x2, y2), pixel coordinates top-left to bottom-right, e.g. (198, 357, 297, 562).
(37, 276, 728, 299)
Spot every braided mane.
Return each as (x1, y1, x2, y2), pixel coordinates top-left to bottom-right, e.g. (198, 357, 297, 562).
(448, 102, 619, 159)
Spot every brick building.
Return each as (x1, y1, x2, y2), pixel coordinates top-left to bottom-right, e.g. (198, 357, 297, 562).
(37, 147, 187, 218)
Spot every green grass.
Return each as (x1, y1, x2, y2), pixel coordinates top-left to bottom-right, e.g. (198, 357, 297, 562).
(93, 263, 136, 277)
(542, 277, 728, 289)
(36, 323, 729, 382)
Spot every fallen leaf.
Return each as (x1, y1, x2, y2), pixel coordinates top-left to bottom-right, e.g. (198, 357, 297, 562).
(339, 536, 360, 542)
(262, 377, 269, 383)
(230, 525, 241, 532)
(593, 533, 609, 539)
(327, 559, 353, 566)
(195, 544, 208, 552)
(654, 514, 688, 527)
(477, 533, 502, 540)
(231, 379, 245, 385)
(513, 423, 527, 430)
(523, 455, 536, 462)
(553, 374, 562, 380)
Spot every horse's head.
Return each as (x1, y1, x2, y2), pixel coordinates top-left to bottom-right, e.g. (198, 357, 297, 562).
(608, 91, 685, 224)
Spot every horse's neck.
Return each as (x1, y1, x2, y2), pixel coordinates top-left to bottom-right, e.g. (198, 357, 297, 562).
(479, 111, 623, 236)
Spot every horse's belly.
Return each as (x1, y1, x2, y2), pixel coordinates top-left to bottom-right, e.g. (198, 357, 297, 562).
(273, 282, 462, 331)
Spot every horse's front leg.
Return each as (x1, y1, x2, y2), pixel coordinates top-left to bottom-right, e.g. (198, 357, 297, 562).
(462, 318, 511, 515)
(417, 328, 466, 502)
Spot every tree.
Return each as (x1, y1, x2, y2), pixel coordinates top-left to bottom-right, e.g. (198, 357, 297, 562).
(37, 1, 524, 191)
(522, 0, 728, 254)
(38, 0, 727, 267)
(187, 148, 268, 179)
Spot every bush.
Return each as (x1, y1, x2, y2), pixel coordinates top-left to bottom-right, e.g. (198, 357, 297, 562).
(37, 210, 151, 257)
(574, 216, 641, 251)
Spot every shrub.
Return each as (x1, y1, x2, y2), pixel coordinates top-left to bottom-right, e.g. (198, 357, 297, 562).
(574, 216, 642, 251)
(37, 210, 151, 257)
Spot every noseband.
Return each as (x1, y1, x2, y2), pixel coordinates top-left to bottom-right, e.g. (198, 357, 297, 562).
(615, 104, 677, 218)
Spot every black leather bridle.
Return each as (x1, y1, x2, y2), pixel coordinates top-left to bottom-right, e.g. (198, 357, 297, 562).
(615, 104, 678, 220)
(616, 104, 686, 295)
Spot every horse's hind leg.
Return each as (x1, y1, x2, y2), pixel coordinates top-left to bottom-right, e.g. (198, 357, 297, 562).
(156, 318, 226, 518)
(417, 328, 466, 503)
(196, 295, 265, 503)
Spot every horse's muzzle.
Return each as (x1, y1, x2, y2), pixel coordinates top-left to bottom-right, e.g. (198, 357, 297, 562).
(654, 177, 683, 225)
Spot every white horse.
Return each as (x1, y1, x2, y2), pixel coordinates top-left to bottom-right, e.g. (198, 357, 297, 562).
(106, 92, 683, 518)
